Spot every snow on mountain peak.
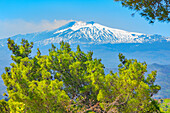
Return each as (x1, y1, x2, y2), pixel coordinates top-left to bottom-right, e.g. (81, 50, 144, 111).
(54, 21, 97, 33)
(0, 21, 168, 46)
(54, 21, 143, 36)
(51, 21, 167, 44)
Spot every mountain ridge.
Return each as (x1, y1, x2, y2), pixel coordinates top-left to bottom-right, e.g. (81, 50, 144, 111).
(0, 21, 169, 47)
(0, 21, 169, 99)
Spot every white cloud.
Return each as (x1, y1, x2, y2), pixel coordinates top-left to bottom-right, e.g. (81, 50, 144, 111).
(0, 19, 72, 39)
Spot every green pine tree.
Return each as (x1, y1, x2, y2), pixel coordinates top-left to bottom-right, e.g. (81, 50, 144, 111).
(0, 38, 162, 112)
(114, 0, 170, 23)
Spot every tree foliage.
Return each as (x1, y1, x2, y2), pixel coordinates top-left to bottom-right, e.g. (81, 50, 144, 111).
(114, 0, 170, 23)
(0, 38, 162, 112)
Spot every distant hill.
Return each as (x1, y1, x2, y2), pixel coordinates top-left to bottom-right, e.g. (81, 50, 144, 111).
(148, 63, 170, 99)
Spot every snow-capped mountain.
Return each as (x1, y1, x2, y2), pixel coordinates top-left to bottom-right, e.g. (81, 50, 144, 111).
(0, 21, 170, 100)
(0, 21, 169, 47)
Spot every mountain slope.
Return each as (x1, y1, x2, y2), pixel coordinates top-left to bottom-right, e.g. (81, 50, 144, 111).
(0, 21, 169, 47)
(0, 21, 169, 99)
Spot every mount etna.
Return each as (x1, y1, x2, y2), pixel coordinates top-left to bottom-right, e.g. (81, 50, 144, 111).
(0, 21, 169, 99)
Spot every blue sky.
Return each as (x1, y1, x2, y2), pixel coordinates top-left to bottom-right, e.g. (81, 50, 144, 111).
(0, 0, 169, 38)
